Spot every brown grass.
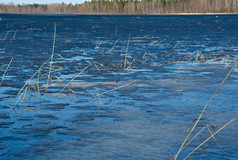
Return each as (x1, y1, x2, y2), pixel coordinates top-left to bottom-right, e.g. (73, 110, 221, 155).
(45, 23, 57, 98)
(0, 57, 14, 87)
(174, 62, 238, 160)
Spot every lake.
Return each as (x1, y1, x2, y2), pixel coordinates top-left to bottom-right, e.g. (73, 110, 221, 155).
(0, 14, 238, 160)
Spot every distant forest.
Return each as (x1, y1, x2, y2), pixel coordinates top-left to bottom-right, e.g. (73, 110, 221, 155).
(0, 0, 238, 14)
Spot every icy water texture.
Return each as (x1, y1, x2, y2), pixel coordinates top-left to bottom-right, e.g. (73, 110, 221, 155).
(0, 14, 238, 160)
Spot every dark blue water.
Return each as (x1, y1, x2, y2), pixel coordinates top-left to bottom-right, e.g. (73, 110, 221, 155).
(0, 14, 238, 160)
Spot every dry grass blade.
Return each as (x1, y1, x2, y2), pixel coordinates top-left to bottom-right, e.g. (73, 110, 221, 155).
(183, 126, 207, 150)
(129, 58, 140, 69)
(148, 40, 158, 46)
(95, 80, 137, 97)
(200, 145, 210, 151)
(13, 31, 17, 40)
(142, 51, 149, 59)
(114, 26, 118, 35)
(172, 90, 184, 93)
(60, 63, 92, 93)
(124, 59, 133, 71)
(3, 31, 9, 40)
(0, 64, 7, 69)
(95, 41, 102, 52)
(22, 109, 36, 112)
(19, 86, 28, 112)
(93, 62, 109, 71)
(174, 62, 238, 160)
(91, 88, 103, 104)
(0, 57, 14, 87)
(13, 89, 25, 109)
(17, 56, 52, 96)
(109, 39, 119, 52)
(45, 23, 57, 97)
(173, 43, 180, 49)
(36, 72, 40, 96)
(155, 39, 166, 46)
(57, 54, 64, 59)
(13, 86, 29, 111)
(124, 34, 130, 70)
(184, 116, 238, 160)
(133, 58, 150, 65)
(171, 126, 207, 160)
(207, 126, 226, 153)
(225, 58, 228, 69)
(55, 76, 75, 94)
(93, 62, 101, 72)
(195, 51, 201, 63)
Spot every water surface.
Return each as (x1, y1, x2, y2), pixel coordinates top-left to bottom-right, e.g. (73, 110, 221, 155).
(0, 14, 238, 160)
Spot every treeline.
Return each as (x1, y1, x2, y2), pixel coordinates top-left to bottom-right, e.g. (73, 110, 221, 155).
(0, 0, 238, 14)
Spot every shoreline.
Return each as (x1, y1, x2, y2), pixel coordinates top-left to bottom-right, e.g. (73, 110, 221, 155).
(0, 12, 238, 16)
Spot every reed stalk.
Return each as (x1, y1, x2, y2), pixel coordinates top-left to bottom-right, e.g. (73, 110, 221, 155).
(60, 63, 92, 93)
(124, 34, 130, 70)
(108, 39, 119, 52)
(0, 57, 13, 87)
(94, 80, 137, 97)
(19, 86, 28, 112)
(3, 31, 9, 40)
(184, 116, 238, 160)
(172, 126, 207, 160)
(13, 31, 17, 40)
(92, 88, 103, 104)
(45, 23, 57, 97)
(114, 26, 118, 35)
(55, 76, 75, 94)
(207, 126, 225, 153)
(174, 62, 238, 160)
(17, 56, 52, 96)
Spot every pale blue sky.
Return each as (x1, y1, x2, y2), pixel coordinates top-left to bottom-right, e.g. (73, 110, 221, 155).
(0, 0, 85, 4)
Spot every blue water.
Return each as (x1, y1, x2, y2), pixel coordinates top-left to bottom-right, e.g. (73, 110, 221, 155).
(0, 14, 238, 160)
